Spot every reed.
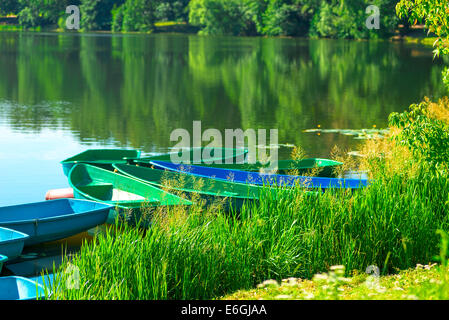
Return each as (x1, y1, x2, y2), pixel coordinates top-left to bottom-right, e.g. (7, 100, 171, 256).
(44, 168, 449, 300)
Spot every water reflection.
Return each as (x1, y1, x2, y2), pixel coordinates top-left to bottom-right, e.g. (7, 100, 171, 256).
(0, 33, 445, 156)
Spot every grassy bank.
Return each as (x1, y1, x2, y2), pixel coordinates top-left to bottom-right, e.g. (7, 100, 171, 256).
(223, 262, 449, 300)
(42, 98, 449, 300)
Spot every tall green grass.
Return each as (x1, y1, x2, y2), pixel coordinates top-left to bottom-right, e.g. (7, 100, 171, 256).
(45, 170, 449, 300)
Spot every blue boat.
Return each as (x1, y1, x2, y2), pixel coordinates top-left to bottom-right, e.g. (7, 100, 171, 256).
(0, 199, 112, 246)
(29, 274, 54, 292)
(0, 276, 45, 300)
(0, 254, 7, 273)
(0, 227, 29, 260)
(150, 161, 369, 189)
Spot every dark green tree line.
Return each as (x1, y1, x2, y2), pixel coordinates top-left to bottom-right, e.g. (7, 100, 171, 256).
(1, 0, 403, 39)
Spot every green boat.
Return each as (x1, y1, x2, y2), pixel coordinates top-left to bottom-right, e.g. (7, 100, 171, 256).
(61, 149, 142, 176)
(113, 164, 313, 211)
(68, 164, 192, 226)
(168, 158, 343, 177)
(131, 147, 248, 165)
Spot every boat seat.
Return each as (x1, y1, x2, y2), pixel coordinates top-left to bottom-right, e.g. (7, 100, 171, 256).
(78, 184, 114, 201)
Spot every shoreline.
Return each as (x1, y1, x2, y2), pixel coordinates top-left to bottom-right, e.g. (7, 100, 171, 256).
(0, 27, 437, 47)
(0, 17, 436, 46)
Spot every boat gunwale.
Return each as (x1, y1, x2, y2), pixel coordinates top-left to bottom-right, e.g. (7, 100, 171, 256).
(113, 164, 259, 200)
(149, 160, 369, 189)
(68, 164, 193, 207)
(0, 226, 30, 244)
(60, 149, 142, 165)
(0, 199, 113, 226)
(0, 276, 45, 300)
(188, 158, 344, 170)
(132, 147, 248, 163)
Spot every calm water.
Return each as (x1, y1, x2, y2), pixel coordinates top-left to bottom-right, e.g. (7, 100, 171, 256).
(0, 32, 446, 206)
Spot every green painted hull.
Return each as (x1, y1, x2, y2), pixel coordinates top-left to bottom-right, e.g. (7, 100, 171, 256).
(172, 158, 342, 177)
(132, 147, 248, 165)
(61, 149, 141, 176)
(113, 164, 310, 212)
(68, 164, 192, 226)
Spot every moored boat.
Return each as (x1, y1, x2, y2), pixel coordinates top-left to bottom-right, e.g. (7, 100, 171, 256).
(0, 227, 29, 260)
(172, 158, 343, 176)
(61, 149, 142, 176)
(150, 161, 369, 189)
(0, 276, 45, 300)
(113, 163, 302, 211)
(0, 199, 112, 246)
(68, 164, 192, 225)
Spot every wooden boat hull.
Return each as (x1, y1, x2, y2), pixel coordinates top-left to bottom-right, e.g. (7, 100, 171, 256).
(0, 227, 29, 260)
(0, 199, 112, 246)
(150, 161, 369, 189)
(69, 164, 192, 226)
(61, 149, 142, 176)
(0, 254, 7, 273)
(0, 276, 45, 300)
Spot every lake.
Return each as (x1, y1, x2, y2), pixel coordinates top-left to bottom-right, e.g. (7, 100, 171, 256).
(0, 32, 446, 206)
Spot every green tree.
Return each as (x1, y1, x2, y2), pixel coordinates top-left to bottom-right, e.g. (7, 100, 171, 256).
(154, 0, 190, 21)
(262, 0, 319, 36)
(189, 0, 258, 35)
(112, 0, 158, 32)
(173, 0, 191, 21)
(80, 0, 124, 30)
(155, 2, 174, 21)
(397, 0, 449, 90)
(0, 0, 20, 15)
(17, 0, 78, 28)
(310, 0, 399, 39)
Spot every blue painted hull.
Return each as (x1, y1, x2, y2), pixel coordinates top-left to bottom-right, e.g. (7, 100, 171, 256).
(150, 161, 370, 189)
(0, 199, 112, 246)
(0, 254, 7, 273)
(71, 188, 118, 224)
(0, 227, 29, 260)
(29, 274, 54, 292)
(0, 276, 45, 300)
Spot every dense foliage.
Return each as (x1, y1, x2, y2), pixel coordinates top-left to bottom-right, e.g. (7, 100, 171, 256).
(390, 98, 449, 172)
(0, 0, 19, 15)
(16, 0, 77, 28)
(1, 0, 403, 38)
(397, 0, 449, 90)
